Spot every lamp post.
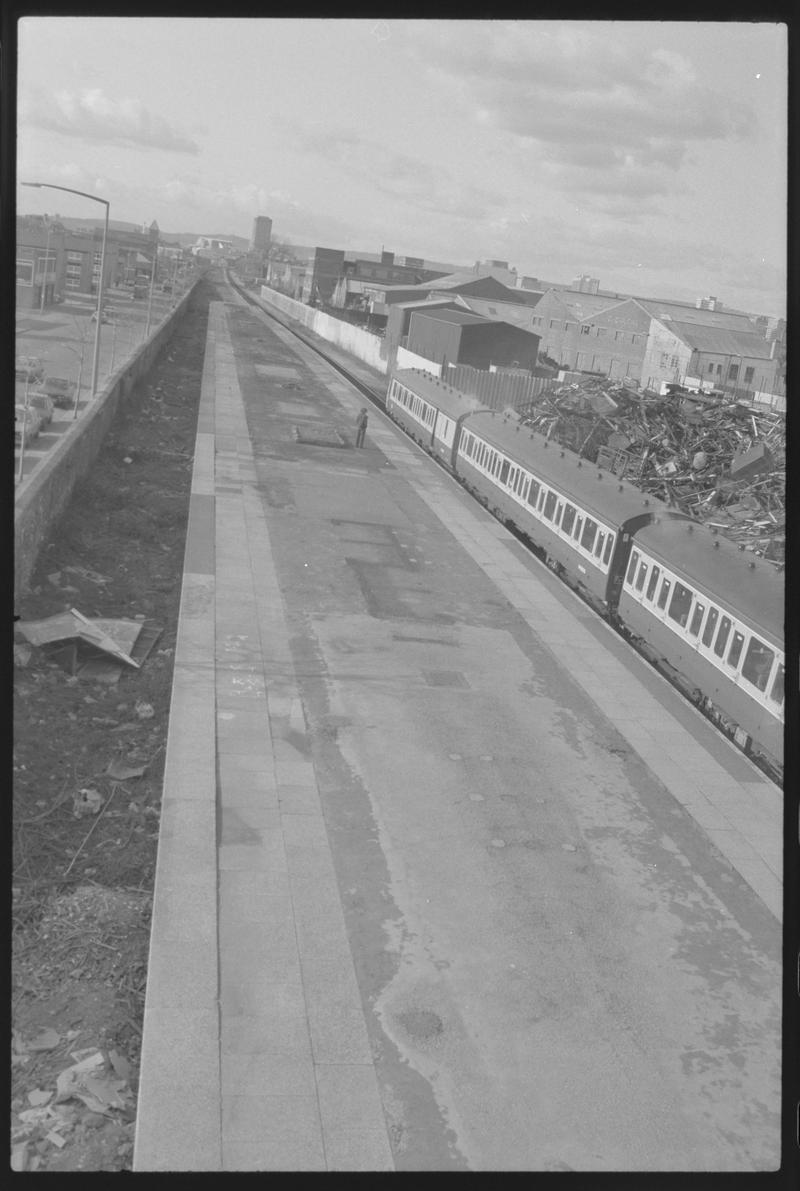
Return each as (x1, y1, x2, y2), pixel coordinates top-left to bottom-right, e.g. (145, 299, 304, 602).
(145, 229, 159, 338)
(22, 182, 109, 397)
(39, 215, 52, 312)
(61, 342, 87, 419)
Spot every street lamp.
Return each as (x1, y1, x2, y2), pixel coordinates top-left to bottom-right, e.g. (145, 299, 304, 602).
(22, 182, 109, 397)
(39, 214, 52, 312)
(61, 343, 87, 419)
(145, 227, 159, 337)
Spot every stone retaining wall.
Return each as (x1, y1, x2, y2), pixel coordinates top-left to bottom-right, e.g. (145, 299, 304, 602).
(14, 285, 199, 605)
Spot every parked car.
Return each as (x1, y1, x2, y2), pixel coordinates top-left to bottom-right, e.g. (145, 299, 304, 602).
(26, 391, 55, 427)
(15, 404, 42, 445)
(37, 376, 77, 408)
(90, 309, 115, 323)
(15, 356, 45, 383)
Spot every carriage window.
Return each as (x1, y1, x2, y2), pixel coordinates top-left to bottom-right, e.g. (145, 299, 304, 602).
(594, 530, 605, 558)
(508, 467, 517, 489)
(727, 630, 745, 668)
(626, 551, 640, 585)
(668, 582, 693, 627)
(646, 565, 660, 601)
(543, 491, 558, 521)
(635, 562, 647, 592)
(580, 518, 598, 553)
(493, 454, 503, 476)
(713, 616, 732, 657)
(770, 663, 784, 705)
(527, 479, 540, 507)
(522, 477, 531, 501)
(572, 516, 583, 540)
(741, 638, 775, 693)
(500, 459, 510, 484)
(657, 578, 671, 610)
(688, 602, 705, 637)
(702, 606, 719, 647)
(562, 504, 577, 535)
(603, 534, 614, 564)
(516, 470, 526, 495)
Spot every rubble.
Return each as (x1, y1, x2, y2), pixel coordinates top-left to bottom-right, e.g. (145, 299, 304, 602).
(517, 379, 785, 567)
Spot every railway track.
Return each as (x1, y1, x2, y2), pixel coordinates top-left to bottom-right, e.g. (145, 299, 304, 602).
(223, 271, 781, 788)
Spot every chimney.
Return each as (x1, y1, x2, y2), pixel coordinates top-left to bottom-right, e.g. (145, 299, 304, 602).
(381, 250, 394, 266)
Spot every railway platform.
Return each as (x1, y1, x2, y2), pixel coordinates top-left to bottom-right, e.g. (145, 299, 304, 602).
(133, 291, 782, 1171)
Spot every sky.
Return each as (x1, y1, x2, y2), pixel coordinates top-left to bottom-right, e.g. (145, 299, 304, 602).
(16, 18, 787, 317)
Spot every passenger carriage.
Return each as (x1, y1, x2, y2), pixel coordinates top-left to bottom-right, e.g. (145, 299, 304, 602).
(386, 369, 486, 465)
(618, 518, 784, 768)
(451, 407, 659, 610)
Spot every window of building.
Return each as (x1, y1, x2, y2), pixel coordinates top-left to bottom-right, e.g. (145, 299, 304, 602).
(741, 638, 775, 692)
(728, 363, 740, 381)
(770, 664, 784, 705)
(668, 582, 693, 627)
(702, 606, 719, 647)
(626, 550, 640, 586)
(615, 331, 622, 341)
(580, 518, 598, 553)
(580, 325, 590, 335)
(744, 366, 755, 385)
(707, 363, 714, 373)
(713, 615, 732, 657)
(688, 601, 705, 636)
(727, 630, 745, 668)
(67, 251, 83, 263)
(543, 490, 558, 521)
(562, 504, 577, 536)
(716, 363, 722, 374)
(646, 565, 660, 601)
(549, 319, 559, 329)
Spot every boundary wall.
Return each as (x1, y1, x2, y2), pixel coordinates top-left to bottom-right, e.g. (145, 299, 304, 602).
(258, 286, 388, 375)
(14, 285, 199, 605)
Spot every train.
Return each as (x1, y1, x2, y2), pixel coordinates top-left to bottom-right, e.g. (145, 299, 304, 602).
(385, 368, 784, 779)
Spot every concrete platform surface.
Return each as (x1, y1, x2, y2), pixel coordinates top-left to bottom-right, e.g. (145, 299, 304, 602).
(134, 290, 782, 1172)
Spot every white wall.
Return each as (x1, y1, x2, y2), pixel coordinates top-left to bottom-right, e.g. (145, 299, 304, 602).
(396, 345, 441, 376)
(259, 286, 388, 374)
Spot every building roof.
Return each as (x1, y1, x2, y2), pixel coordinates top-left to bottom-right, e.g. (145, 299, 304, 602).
(458, 296, 541, 326)
(418, 271, 499, 290)
(413, 309, 488, 326)
(668, 322, 775, 359)
(637, 297, 755, 331)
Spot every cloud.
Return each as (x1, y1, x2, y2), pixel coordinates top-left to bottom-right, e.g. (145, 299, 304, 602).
(292, 125, 502, 222)
(21, 87, 200, 153)
(396, 22, 755, 198)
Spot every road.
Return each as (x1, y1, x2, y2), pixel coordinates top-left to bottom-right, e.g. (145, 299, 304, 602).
(14, 287, 180, 485)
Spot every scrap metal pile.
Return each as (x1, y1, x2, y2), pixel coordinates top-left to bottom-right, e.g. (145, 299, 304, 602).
(517, 379, 786, 567)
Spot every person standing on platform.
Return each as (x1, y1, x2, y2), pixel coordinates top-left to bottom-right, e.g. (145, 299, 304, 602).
(355, 407, 368, 448)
